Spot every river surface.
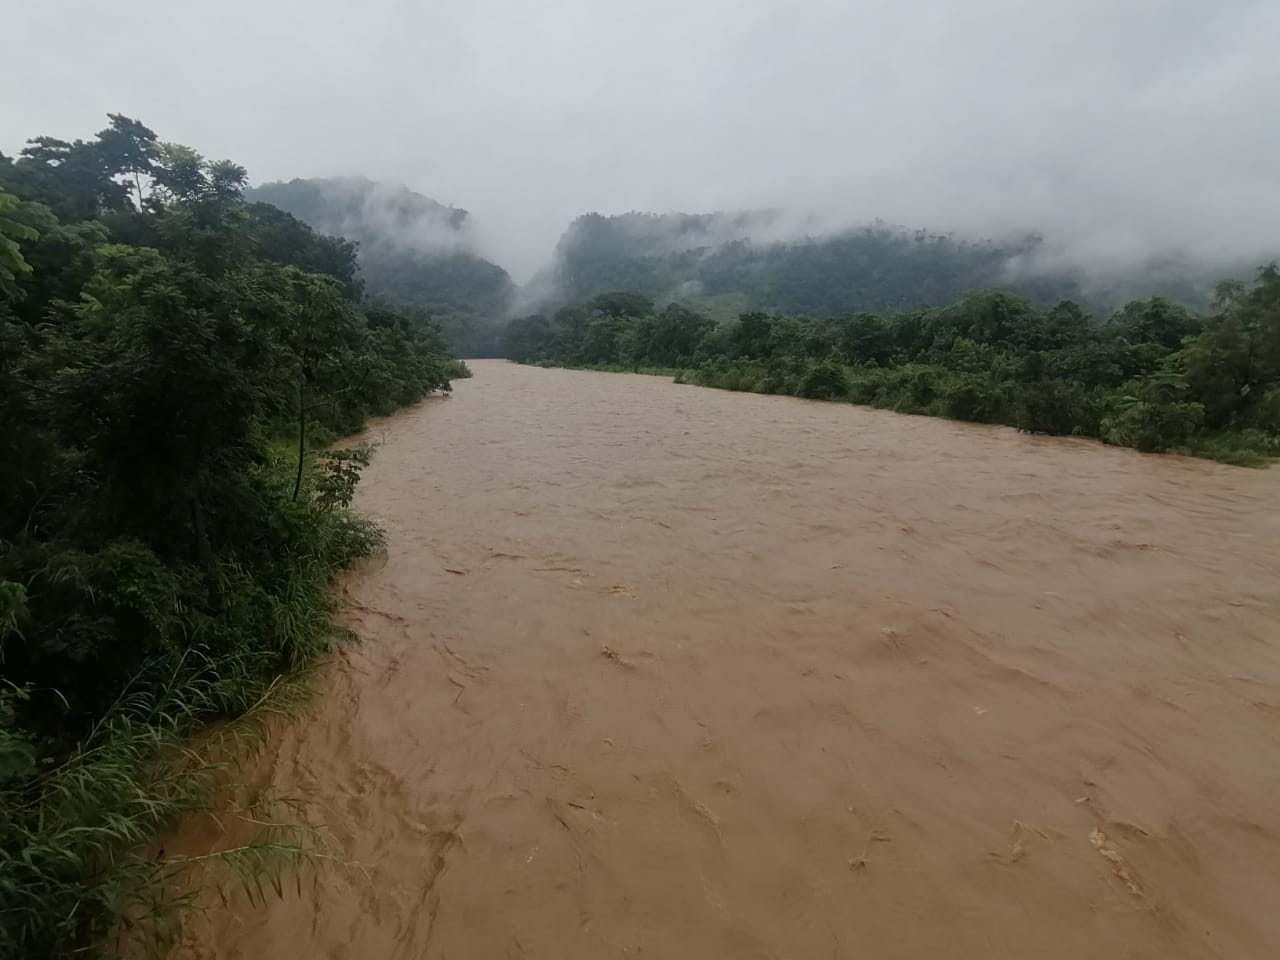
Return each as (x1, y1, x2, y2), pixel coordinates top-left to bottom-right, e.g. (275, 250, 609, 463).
(176, 360, 1280, 959)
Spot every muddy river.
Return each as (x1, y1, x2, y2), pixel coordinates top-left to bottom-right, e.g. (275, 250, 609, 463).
(175, 360, 1280, 959)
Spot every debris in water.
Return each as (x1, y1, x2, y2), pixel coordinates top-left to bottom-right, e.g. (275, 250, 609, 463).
(600, 644, 633, 668)
(1090, 828, 1144, 896)
(849, 831, 893, 871)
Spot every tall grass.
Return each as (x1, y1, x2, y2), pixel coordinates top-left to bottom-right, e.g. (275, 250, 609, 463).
(0, 475, 383, 960)
(1183, 430, 1280, 466)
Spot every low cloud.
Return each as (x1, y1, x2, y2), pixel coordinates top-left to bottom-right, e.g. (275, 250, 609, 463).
(5, 0, 1278, 282)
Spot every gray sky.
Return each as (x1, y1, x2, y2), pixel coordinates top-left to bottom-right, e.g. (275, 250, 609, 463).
(6, 0, 1279, 280)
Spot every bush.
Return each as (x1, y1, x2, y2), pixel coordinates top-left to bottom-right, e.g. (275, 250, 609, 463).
(899, 365, 944, 410)
(1016, 379, 1101, 435)
(686, 358, 767, 392)
(1099, 398, 1205, 452)
(844, 365, 936, 414)
(797, 360, 850, 400)
(940, 372, 1015, 423)
(846, 367, 891, 405)
(756, 359, 798, 396)
(1185, 429, 1280, 466)
(1241, 387, 1280, 433)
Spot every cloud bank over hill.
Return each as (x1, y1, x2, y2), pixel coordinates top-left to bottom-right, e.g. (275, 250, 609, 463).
(4, 0, 1277, 285)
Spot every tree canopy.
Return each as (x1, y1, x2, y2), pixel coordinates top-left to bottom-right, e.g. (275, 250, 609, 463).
(0, 116, 466, 958)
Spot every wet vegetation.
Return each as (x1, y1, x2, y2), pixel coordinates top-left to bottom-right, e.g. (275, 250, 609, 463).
(0, 116, 465, 958)
(505, 276, 1280, 464)
(246, 178, 515, 358)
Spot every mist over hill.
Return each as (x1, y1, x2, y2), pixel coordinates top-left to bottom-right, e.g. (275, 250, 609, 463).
(246, 177, 515, 356)
(520, 211, 1236, 320)
(246, 177, 1257, 342)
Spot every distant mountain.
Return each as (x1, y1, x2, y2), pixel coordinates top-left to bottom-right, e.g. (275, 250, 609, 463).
(247, 180, 1239, 348)
(530, 211, 1223, 318)
(246, 177, 514, 356)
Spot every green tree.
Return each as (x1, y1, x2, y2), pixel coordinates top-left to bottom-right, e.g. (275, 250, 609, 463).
(647, 303, 713, 365)
(1108, 296, 1199, 350)
(0, 115, 467, 958)
(0, 192, 37, 295)
(1181, 266, 1280, 426)
(93, 114, 158, 209)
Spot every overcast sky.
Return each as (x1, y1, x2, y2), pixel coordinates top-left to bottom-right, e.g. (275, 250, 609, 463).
(6, 0, 1279, 279)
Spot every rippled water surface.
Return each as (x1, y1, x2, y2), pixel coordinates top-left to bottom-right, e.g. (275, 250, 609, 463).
(176, 360, 1280, 959)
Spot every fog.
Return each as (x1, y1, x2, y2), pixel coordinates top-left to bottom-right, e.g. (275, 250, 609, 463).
(6, 0, 1279, 281)
(251, 177, 480, 255)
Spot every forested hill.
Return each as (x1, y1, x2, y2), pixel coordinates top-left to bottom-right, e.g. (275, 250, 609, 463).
(247, 177, 515, 356)
(237, 188, 1232, 347)
(534, 211, 1220, 318)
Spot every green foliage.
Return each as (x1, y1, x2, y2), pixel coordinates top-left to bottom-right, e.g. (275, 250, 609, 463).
(245, 177, 515, 357)
(1015, 380, 1102, 435)
(1100, 396, 1205, 452)
(797, 360, 849, 400)
(0, 193, 38, 293)
(509, 268, 1280, 465)
(244, 201, 363, 298)
(0, 115, 463, 958)
(1184, 429, 1280, 466)
(1180, 267, 1280, 428)
(314, 447, 374, 511)
(1107, 296, 1199, 350)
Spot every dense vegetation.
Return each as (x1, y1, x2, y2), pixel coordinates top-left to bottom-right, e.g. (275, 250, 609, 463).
(532, 211, 1221, 317)
(0, 116, 465, 958)
(506, 279, 1280, 464)
(247, 178, 515, 357)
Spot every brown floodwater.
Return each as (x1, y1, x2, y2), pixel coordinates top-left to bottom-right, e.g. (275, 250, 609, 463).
(174, 360, 1280, 959)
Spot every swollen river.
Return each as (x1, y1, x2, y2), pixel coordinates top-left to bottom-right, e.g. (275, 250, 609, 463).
(176, 360, 1280, 959)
